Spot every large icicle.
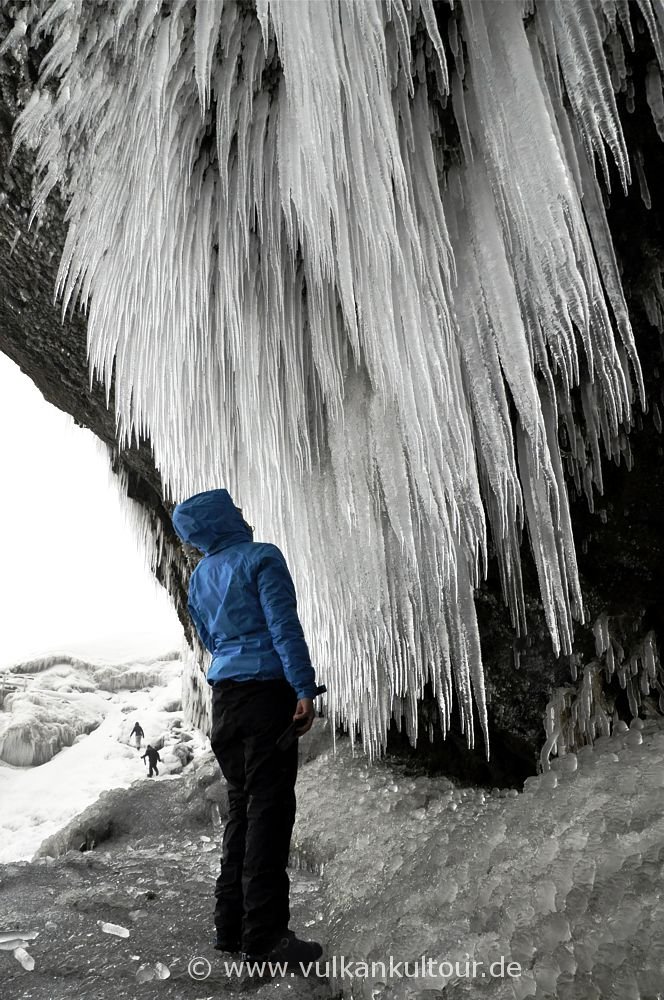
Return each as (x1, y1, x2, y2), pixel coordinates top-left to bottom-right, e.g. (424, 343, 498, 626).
(9, 0, 655, 755)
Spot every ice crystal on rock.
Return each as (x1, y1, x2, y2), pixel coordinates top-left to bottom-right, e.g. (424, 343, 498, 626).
(9, 0, 664, 753)
(542, 616, 664, 769)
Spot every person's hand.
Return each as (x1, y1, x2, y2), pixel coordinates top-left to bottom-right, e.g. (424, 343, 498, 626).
(293, 698, 315, 735)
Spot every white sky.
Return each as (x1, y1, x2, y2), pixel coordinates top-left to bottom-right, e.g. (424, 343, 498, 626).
(0, 352, 183, 668)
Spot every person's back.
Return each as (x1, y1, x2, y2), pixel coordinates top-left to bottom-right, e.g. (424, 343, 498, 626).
(172, 488, 322, 967)
(177, 491, 315, 698)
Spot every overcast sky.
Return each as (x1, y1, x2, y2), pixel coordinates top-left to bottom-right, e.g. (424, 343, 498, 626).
(0, 352, 182, 667)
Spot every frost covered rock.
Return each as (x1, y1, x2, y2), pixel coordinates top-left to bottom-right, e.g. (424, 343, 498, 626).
(170, 742, 194, 767)
(192, 754, 220, 787)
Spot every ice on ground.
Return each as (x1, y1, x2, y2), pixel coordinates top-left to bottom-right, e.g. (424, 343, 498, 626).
(0, 650, 205, 862)
(294, 718, 664, 999)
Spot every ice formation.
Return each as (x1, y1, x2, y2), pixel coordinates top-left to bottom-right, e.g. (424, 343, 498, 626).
(7, 651, 181, 692)
(7, 0, 664, 752)
(294, 718, 664, 999)
(0, 684, 106, 767)
(541, 615, 664, 769)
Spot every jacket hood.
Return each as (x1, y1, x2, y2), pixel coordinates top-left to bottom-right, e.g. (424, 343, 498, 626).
(172, 489, 252, 554)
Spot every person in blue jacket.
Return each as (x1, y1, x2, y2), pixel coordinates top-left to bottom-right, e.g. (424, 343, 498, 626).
(172, 489, 322, 965)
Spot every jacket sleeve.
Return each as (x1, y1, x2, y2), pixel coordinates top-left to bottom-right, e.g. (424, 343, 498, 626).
(257, 546, 318, 700)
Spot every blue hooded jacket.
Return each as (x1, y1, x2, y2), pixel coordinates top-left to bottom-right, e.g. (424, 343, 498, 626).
(171, 489, 317, 700)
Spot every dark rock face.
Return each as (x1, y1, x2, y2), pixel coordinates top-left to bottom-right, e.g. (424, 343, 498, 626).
(1, 9, 664, 781)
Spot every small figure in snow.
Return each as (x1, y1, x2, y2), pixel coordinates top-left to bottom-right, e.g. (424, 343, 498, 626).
(130, 721, 144, 748)
(141, 745, 161, 777)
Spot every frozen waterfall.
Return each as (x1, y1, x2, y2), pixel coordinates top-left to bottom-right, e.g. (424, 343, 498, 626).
(7, 0, 664, 752)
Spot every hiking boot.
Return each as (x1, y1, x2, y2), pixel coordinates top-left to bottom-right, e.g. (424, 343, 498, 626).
(243, 929, 323, 967)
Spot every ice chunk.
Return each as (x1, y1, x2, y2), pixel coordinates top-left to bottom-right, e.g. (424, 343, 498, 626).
(98, 921, 130, 938)
(13, 947, 35, 971)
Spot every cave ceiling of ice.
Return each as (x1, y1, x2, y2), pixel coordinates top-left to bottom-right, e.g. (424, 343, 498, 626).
(3, 0, 664, 756)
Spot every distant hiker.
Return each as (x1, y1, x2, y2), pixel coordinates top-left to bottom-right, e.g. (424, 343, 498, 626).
(172, 488, 323, 966)
(141, 745, 161, 777)
(130, 721, 144, 747)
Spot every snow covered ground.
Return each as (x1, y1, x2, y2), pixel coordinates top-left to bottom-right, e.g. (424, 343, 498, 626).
(0, 648, 208, 863)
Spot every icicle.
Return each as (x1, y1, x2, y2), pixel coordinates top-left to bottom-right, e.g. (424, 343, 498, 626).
(194, 0, 224, 113)
(635, 0, 664, 69)
(594, 614, 610, 656)
(417, 0, 448, 94)
(0, 10, 27, 56)
(646, 61, 664, 140)
(534, 0, 631, 192)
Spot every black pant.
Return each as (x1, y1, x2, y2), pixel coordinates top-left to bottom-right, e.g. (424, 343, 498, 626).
(147, 763, 158, 777)
(211, 679, 298, 954)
